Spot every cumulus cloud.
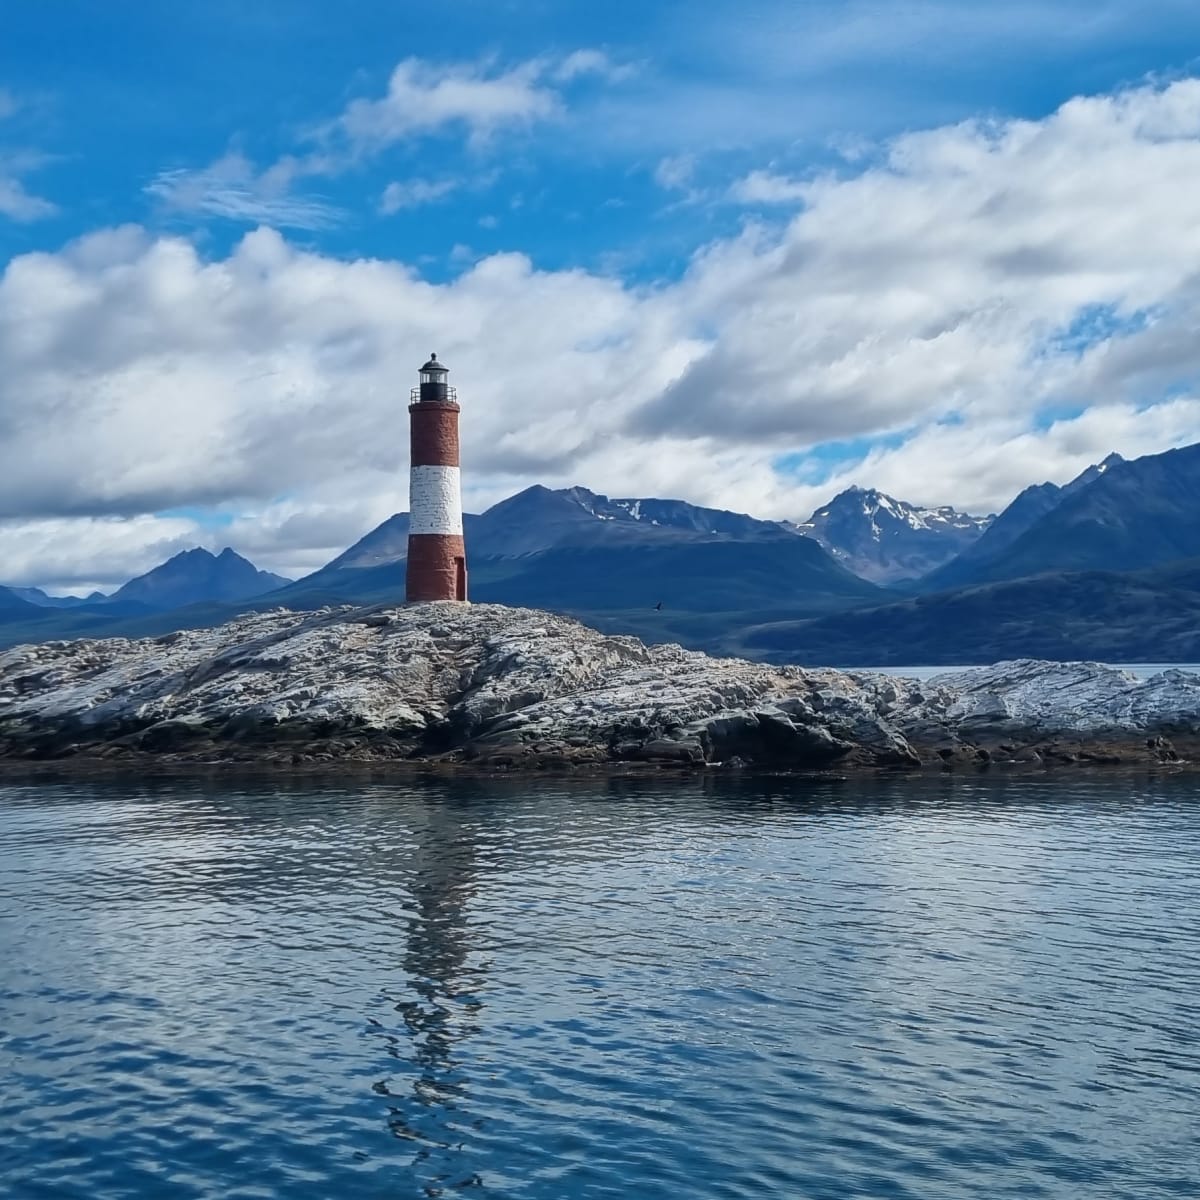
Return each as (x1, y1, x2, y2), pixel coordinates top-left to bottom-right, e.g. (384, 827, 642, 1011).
(0, 223, 692, 516)
(9, 78, 1200, 585)
(640, 79, 1200, 458)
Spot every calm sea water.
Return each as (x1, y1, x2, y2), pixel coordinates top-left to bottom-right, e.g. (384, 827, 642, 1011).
(2, 773, 1199, 1199)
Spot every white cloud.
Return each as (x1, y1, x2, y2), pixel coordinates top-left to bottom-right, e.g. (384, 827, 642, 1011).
(379, 177, 461, 213)
(10, 79, 1200, 584)
(0, 514, 202, 592)
(0, 173, 56, 221)
(643, 78, 1200, 453)
(148, 50, 626, 235)
(329, 57, 561, 153)
(319, 50, 630, 157)
(553, 50, 636, 83)
(729, 169, 807, 204)
(0, 223, 691, 514)
(146, 151, 341, 230)
(654, 154, 697, 191)
(0, 92, 60, 221)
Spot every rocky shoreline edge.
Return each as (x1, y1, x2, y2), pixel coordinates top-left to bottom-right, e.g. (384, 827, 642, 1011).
(2, 602, 1199, 774)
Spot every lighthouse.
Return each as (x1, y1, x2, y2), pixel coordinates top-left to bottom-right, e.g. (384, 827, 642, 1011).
(406, 353, 467, 603)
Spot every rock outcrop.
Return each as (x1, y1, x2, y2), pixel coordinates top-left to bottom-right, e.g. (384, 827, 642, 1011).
(1, 603, 1198, 771)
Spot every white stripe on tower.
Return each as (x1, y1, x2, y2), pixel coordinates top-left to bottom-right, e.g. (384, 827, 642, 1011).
(409, 465, 463, 535)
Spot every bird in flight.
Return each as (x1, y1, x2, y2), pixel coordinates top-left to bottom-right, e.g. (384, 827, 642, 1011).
(654, 601, 663, 611)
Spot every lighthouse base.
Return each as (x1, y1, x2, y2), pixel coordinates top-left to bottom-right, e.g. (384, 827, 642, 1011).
(406, 534, 468, 603)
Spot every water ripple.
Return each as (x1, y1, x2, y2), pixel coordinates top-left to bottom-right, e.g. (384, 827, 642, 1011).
(1, 772, 1199, 1197)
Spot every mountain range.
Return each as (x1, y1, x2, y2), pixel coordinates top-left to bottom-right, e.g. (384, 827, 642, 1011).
(4, 443, 1200, 664)
(5, 585, 107, 608)
(275, 485, 883, 645)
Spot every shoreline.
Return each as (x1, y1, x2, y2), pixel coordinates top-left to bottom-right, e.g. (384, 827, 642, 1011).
(4, 602, 1200, 780)
(1, 734, 1196, 782)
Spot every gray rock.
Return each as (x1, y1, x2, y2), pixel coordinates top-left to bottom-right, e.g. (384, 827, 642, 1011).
(2, 605, 1199, 770)
(637, 739, 706, 764)
(357, 613, 393, 628)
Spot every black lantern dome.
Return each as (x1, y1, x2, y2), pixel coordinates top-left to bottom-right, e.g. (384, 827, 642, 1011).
(414, 352, 456, 405)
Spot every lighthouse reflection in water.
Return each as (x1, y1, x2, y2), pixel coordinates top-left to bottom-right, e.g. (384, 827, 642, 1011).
(372, 793, 486, 1189)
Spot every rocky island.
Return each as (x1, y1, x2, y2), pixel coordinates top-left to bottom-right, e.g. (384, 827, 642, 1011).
(1, 602, 1198, 772)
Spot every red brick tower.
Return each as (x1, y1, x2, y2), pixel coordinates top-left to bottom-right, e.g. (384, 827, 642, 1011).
(406, 353, 467, 603)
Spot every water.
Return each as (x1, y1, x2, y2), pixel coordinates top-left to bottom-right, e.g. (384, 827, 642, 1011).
(855, 664, 1200, 681)
(2, 772, 1199, 1199)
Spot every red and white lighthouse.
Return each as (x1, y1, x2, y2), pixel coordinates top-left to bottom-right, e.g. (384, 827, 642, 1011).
(406, 353, 467, 603)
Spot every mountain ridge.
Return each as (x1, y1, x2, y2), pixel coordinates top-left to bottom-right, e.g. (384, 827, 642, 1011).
(915, 447, 1200, 590)
(325, 485, 796, 574)
(919, 452, 1126, 591)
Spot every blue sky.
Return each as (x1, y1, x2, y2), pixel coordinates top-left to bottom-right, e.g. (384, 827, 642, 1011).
(7, 0, 1200, 272)
(4, 1, 1200, 588)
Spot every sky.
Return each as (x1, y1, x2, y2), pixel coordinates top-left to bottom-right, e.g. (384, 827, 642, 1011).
(5, 1, 1200, 591)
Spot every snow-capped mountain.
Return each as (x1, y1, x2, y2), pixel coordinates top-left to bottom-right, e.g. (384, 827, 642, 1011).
(796, 487, 994, 583)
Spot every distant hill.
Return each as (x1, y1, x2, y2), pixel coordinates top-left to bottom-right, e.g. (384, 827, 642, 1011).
(108, 548, 291, 611)
(1, 586, 103, 609)
(279, 533, 880, 608)
(0, 587, 44, 623)
(479, 533, 881, 612)
(795, 487, 992, 583)
(738, 557, 1200, 666)
(324, 514, 412, 572)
